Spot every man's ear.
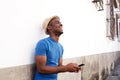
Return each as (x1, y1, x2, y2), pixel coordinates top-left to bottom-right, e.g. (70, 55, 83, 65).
(47, 25, 52, 29)
(47, 25, 52, 32)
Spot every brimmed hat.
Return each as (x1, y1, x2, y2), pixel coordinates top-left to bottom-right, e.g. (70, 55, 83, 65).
(42, 15, 60, 35)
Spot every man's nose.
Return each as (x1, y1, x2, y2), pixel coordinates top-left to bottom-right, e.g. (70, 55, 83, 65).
(60, 24, 63, 26)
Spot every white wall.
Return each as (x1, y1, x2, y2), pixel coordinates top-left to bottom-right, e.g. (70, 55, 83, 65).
(0, 0, 120, 68)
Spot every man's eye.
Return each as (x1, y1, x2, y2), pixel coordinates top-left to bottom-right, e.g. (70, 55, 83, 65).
(55, 21, 61, 24)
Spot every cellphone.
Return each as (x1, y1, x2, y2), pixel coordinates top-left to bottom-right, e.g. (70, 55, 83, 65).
(78, 64, 85, 67)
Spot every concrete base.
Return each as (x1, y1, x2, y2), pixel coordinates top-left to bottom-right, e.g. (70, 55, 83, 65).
(0, 64, 35, 80)
(0, 51, 120, 80)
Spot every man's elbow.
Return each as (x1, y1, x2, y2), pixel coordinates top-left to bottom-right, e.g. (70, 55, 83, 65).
(38, 68, 47, 74)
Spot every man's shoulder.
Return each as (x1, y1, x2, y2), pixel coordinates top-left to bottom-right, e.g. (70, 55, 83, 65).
(37, 37, 49, 44)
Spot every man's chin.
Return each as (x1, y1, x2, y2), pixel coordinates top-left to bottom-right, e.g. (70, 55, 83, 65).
(55, 32, 63, 37)
(60, 31, 63, 34)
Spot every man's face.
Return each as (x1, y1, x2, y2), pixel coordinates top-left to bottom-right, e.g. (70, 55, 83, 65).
(48, 18, 63, 35)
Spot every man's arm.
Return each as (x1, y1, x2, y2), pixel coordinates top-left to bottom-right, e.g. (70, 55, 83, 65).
(58, 58, 63, 66)
(35, 56, 80, 74)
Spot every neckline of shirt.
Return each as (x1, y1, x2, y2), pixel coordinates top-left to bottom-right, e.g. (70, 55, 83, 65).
(48, 37, 58, 43)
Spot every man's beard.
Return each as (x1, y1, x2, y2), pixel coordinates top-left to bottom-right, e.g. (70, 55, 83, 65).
(54, 31, 63, 37)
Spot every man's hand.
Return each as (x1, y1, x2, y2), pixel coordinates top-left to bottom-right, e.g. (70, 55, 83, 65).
(65, 63, 81, 72)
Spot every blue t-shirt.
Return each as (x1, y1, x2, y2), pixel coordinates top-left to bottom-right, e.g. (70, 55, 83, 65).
(34, 37, 64, 80)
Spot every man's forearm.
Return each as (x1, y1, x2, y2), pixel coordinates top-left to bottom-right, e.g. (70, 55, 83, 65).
(37, 65, 67, 74)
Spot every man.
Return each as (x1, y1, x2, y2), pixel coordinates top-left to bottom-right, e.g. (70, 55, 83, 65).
(34, 16, 81, 80)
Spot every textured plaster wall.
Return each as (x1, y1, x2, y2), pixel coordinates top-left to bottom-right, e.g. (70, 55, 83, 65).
(0, 51, 120, 80)
(0, 64, 35, 80)
(58, 51, 120, 80)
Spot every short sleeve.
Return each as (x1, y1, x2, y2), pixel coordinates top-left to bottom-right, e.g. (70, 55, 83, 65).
(35, 40, 47, 56)
(60, 44, 64, 58)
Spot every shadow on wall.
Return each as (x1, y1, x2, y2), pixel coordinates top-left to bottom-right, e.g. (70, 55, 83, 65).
(31, 64, 36, 80)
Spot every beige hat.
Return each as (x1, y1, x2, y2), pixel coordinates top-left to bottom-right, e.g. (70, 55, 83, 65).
(42, 15, 60, 35)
